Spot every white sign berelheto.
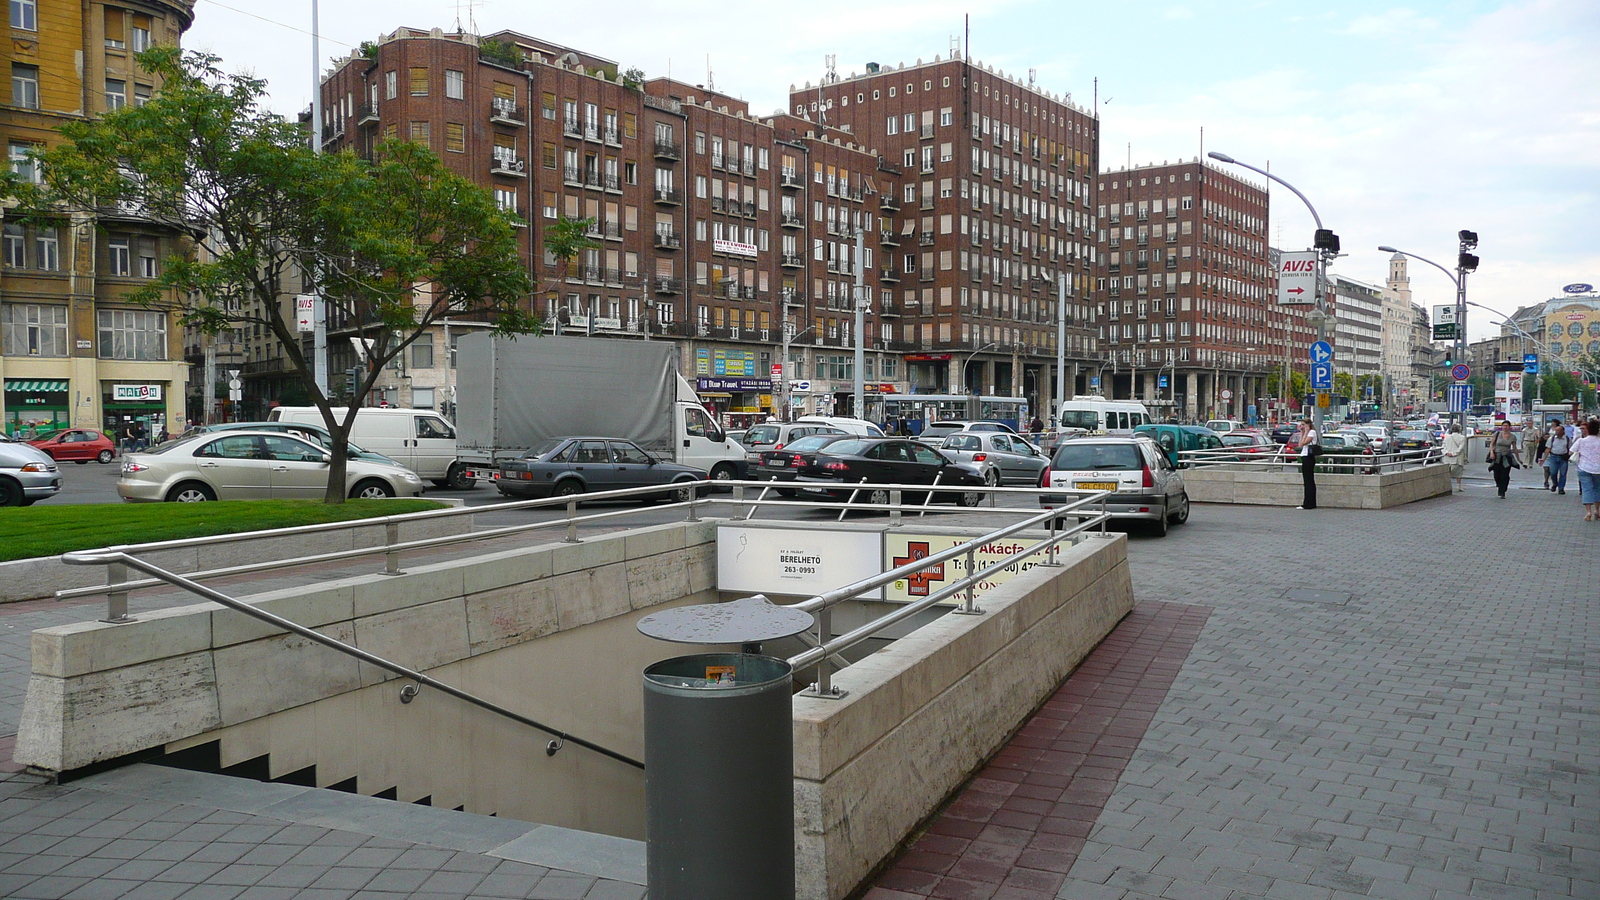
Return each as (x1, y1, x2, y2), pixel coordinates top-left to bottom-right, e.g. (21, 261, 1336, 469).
(716, 524, 882, 599)
(1277, 251, 1317, 305)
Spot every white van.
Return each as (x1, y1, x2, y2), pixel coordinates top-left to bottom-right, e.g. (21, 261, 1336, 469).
(794, 416, 886, 438)
(1057, 397, 1154, 436)
(268, 407, 471, 488)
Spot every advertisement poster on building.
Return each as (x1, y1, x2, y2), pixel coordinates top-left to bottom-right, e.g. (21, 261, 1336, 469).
(883, 533, 1042, 605)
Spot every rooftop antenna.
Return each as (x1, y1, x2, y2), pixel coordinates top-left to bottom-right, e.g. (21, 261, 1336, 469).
(1028, 67, 1037, 89)
(949, 33, 960, 59)
(824, 53, 837, 84)
(706, 54, 715, 91)
(452, 0, 479, 34)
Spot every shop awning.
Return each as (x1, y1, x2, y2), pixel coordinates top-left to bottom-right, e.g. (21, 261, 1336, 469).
(698, 392, 733, 398)
(4, 379, 70, 392)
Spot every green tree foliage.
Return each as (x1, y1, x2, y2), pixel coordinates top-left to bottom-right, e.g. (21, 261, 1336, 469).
(6, 47, 535, 502)
(479, 39, 522, 69)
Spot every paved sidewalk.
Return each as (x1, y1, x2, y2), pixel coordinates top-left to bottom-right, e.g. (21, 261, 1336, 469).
(866, 465, 1597, 900)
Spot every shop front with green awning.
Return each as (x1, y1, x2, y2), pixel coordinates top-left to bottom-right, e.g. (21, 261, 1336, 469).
(3, 379, 70, 437)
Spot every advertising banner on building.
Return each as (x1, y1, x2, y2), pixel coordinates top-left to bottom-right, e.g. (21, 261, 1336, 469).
(111, 384, 163, 402)
(1276, 251, 1318, 305)
(696, 348, 758, 377)
(882, 533, 1043, 605)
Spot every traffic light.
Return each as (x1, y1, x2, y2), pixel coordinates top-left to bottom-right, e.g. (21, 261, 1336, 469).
(1458, 230, 1479, 273)
(1314, 229, 1340, 253)
(345, 367, 360, 394)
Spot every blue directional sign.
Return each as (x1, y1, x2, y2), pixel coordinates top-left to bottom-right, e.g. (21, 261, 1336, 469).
(1311, 362, 1333, 391)
(1158, 375, 1169, 389)
(1089, 375, 1100, 388)
(1448, 382, 1474, 413)
(1309, 341, 1333, 365)
(1524, 353, 1539, 375)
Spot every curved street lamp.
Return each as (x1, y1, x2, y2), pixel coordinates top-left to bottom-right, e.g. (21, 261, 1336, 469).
(1378, 242, 1477, 429)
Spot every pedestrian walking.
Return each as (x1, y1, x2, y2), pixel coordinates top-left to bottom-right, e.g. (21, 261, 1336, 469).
(1546, 420, 1572, 495)
(1295, 419, 1319, 510)
(1442, 425, 1468, 493)
(1027, 414, 1044, 436)
(1537, 425, 1552, 488)
(1571, 420, 1600, 521)
(1522, 420, 1541, 466)
(1487, 420, 1519, 499)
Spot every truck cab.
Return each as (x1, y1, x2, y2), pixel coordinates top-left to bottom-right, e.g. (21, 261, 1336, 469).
(675, 375, 746, 481)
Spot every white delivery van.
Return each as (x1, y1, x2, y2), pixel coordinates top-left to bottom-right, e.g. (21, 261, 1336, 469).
(1057, 397, 1154, 436)
(268, 407, 471, 488)
(794, 416, 886, 438)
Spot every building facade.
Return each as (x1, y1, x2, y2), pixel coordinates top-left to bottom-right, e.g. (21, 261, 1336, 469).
(1380, 252, 1421, 411)
(1328, 274, 1384, 384)
(1, 0, 195, 440)
(1091, 159, 1293, 422)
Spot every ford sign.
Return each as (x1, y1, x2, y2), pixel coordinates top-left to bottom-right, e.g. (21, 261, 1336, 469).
(1562, 283, 1594, 294)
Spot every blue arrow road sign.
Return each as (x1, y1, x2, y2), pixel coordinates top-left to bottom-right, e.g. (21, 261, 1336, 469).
(1309, 341, 1333, 364)
(1311, 362, 1333, 390)
(1090, 375, 1100, 387)
(1524, 353, 1539, 375)
(1448, 382, 1474, 413)
(1158, 375, 1169, 388)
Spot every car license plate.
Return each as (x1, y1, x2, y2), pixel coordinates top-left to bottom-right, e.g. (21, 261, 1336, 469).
(769, 459, 787, 467)
(1075, 481, 1117, 491)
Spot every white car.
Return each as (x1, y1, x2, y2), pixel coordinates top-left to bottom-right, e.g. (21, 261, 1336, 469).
(117, 431, 425, 502)
(1039, 436, 1189, 537)
(1205, 419, 1245, 434)
(939, 432, 1050, 485)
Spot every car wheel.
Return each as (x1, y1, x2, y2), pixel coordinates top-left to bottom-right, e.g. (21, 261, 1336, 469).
(672, 479, 699, 503)
(166, 481, 216, 503)
(97, 449, 114, 464)
(350, 479, 394, 500)
(1169, 492, 1190, 524)
(958, 488, 984, 507)
(445, 462, 476, 490)
(984, 469, 1000, 487)
(553, 479, 583, 498)
(0, 476, 22, 507)
(1149, 509, 1170, 536)
(709, 463, 736, 484)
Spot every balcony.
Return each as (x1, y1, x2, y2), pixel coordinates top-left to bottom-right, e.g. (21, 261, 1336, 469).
(503, 207, 527, 227)
(879, 193, 901, 212)
(583, 125, 600, 143)
(779, 170, 802, 189)
(882, 269, 902, 283)
(563, 166, 582, 186)
(581, 264, 603, 283)
(320, 122, 345, 146)
(878, 300, 901, 317)
(490, 100, 524, 126)
(583, 170, 604, 190)
(917, 232, 935, 247)
(654, 188, 681, 205)
(491, 154, 527, 177)
(654, 278, 682, 295)
(743, 202, 759, 218)
(562, 118, 582, 139)
(742, 160, 756, 177)
(602, 220, 623, 240)
(603, 128, 621, 147)
(780, 253, 804, 269)
(356, 103, 379, 127)
(920, 124, 934, 140)
(919, 162, 935, 175)
(780, 288, 804, 306)
(825, 259, 840, 274)
(780, 213, 803, 229)
(603, 174, 621, 193)
(653, 228, 680, 250)
(879, 230, 900, 247)
(654, 140, 681, 161)
(710, 154, 726, 170)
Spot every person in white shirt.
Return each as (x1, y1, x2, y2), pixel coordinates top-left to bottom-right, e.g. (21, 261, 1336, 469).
(1295, 419, 1319, 509)
(1442, 425, 1468, 493)
(1572, 420, 1600, 521)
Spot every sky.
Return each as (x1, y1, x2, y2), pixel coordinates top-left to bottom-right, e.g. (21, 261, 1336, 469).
(184, 0, 1600, 339)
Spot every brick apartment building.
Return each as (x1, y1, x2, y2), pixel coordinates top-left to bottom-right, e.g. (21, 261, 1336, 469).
(304, 30, 1104, 426)
(1, 0, 196, 440)
(1092, 159, 1307, 422)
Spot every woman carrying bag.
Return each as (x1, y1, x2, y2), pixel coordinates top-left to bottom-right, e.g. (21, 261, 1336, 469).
(1295, 419, 1319, 510)
(1487, 420, 1519, 499)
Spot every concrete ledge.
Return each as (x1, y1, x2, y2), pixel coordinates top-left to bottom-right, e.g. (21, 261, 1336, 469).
(791, 533, 1134, 900)
(1183, 463, 1451, 509)
(0, 503, 473, 604)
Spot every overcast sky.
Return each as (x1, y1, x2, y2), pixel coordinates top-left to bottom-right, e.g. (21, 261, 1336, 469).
(185, 0, 1599, 338)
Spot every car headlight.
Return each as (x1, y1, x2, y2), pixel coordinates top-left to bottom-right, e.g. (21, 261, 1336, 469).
(21, 462, 50, 473)
(403, 473, 421, 481)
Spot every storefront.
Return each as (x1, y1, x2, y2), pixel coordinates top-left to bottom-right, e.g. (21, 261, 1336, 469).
(3, 379, 70, 438)
(697, 376, 774, 428)
(102, 382, 171, 446)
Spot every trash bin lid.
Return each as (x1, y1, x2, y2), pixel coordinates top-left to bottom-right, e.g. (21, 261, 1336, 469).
(638, 594, 814, 644)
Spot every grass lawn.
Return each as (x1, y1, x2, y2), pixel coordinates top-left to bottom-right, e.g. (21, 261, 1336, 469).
(0, 499, 448, 562)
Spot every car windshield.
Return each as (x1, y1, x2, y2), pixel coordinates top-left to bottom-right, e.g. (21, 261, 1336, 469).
(744, 425, 780, 445)
(522, 439, 567, 459)
(1396, 431, 1429, 440)
(1052, 443, 1144, 471)
(919, 424, 963, 440)
(783, 434, 844, 453)
(818, 439, 870, 457)
(1221, 434, 1258, 446)
(1059, 410, 1100, 430)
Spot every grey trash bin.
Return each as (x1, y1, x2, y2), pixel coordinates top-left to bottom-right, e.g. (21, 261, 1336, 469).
(643, 652, 794, 900)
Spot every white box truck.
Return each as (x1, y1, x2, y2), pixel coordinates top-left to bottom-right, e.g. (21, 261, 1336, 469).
(454, 334, 746, 484)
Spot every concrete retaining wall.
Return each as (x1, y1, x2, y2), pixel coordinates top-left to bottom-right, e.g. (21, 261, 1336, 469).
(0, 503, 473, 604)
(1182, 463, 1451, 509)
(16, 520, 720, 839)
(791, 533, 1133, 900)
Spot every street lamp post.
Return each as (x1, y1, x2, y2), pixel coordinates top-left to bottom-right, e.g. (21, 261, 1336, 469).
(780, 317, 817, 423)
(852, 227, 866, 421)
(1055, 272, 1068, 427)
(960, 341, 999, 416)
(1210, 152, 1339, 442)
(1378, 238, 1478, 431)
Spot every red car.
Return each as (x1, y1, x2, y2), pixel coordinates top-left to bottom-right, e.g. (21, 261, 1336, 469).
(1220, 430, 1278, 460)
(28, 429, 117, 464)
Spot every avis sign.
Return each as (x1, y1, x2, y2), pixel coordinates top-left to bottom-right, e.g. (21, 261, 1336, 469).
(1276, 251, 1317, 306)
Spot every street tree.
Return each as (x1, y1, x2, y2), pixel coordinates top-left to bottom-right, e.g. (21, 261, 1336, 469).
(6, 47, 535, 502)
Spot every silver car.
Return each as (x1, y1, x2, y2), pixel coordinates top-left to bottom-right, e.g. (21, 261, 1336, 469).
(939, 432, 1050, 486)
(1039, 436, 1188, 536)
(0, 434, 62, 507)
(117, 431, 425, 502)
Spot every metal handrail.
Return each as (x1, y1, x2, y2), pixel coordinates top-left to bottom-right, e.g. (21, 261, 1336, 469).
(1177, 446, 1442, 470)
(57, 550, 645, 770)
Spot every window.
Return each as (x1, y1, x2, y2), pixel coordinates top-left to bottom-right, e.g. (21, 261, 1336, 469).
(886, 116, 898, 136)
(104, 7, 124, 47)
(444, 69, 464, 100)
(10, 0, 35, 31)
(35, 227, 57, 270)
(105, 78, 127, 110)
(1, 303, 68, 356)
(445, 122, 465, 153)
(139, 245, 158, 277)
(133, 84, 150, 107)
(3, 224, 23, 267)
(384, 71, 397, 100)
(108, 238, 130, 276)
(409, 67, 428, 97)
(409, 121, 430, 144)
(11, 64, 38, 109)
(411, 340, 434, 368)
(97, 308, 166, 360)
(130, 19, 151, 52)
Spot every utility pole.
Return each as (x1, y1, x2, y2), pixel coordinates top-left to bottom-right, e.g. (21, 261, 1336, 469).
(1454, 231, 1477, 432)
(852, 226, 865, 420)
(1054, 272, 1067, 427)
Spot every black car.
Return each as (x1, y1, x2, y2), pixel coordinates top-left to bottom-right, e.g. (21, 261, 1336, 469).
(1270, 423, 1298, 445)
(792, 438, 987, 506)
(755, 433, 851, 495)
(1391, 430, 1434, 452)
(496, 437, 706, 500)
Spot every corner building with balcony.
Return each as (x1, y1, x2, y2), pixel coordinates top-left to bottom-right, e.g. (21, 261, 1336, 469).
(1, 0, 195, 440)
(1093, 159, 1299, 422)
(793, 55, 1102, 418)
(317, 29, 937, 424)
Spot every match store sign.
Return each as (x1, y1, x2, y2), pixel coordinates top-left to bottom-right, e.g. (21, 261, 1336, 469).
(883, 533, 1043, 605)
